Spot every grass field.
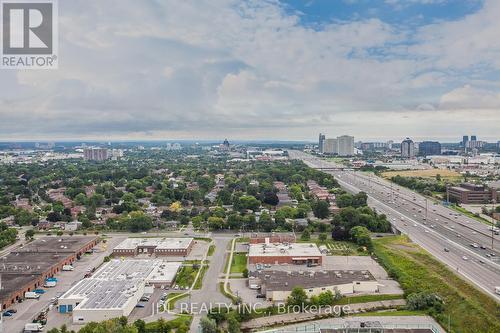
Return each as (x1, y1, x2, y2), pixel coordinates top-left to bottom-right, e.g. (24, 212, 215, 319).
(373, 236, 500, 333)
(165, 292, 188, 311)
(207, 244, 216, 256)
(230, 252, 248, 273)
(193, 264, 208, 289)
(381, 169, 461, 180)
(174, 266, 199, 288)
(314, 239, 368, 256)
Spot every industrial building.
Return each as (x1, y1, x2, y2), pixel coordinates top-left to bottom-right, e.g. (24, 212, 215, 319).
(248, 242, 323, 265)
(112, 237, 194, 257)
(249, 232, 296, 244)
(58, 259, 181, 324)
(447, 183, 499, 204)
(248, 269, 378, 301)
(0, 236, 99, 310)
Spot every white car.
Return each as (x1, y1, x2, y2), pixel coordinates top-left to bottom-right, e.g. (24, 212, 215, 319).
(462, 256, 468, 260)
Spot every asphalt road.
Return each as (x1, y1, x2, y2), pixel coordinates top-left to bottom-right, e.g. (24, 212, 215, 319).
(289, 150, 500, 301)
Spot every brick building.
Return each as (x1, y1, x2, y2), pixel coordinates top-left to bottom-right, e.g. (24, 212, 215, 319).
(0, 236, 98, 310)
(447, 183, 499, 204)
(248, 242, 323, 265)
(249, 232, 296, 244)
(112, 238, 194, 257)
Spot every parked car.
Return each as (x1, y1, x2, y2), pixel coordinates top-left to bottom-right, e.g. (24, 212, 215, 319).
(135, 303, 145, 308)
(2, 311, 13, 317)
(33, 289, 45, 294)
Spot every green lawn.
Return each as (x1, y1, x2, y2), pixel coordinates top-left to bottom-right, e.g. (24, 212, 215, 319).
(336, 294, 403, 305)
(315, 239, 368, 256)
(174, 266, 199, 288)
(373, 236, 500, 333)
(165, 292, 188, 311)
(230, 252, 248, 273)
(193, 264, 208, 290)
(145, 314, 191, 332)
(207, 244, 216, 256)
(450, 205, 493, 226)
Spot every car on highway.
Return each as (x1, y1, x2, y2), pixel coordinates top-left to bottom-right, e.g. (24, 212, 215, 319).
(471, 243, 478, 248)
(480, 245, 486, 249)
(413, 223, 417, 227)
(462, 256, 468, 260)
(444, 248, 449, 252)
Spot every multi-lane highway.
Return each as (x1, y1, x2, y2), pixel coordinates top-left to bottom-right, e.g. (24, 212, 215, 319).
(289, 150, 500, 301)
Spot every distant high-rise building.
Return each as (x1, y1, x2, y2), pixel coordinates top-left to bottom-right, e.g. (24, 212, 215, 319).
(462, 135, 469, 147)
(318, 133, 325, 153)
(84, 147, 109, 161)
(401, 138, 415, 158)
(471, 135, 477, 141)
(337, 135, 355, 156)
(323, 138, 338, 154)
(321, 135, 354, 156)
(419, 141, 441, 156)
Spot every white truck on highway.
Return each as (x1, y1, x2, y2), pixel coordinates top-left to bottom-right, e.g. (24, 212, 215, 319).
(24, 322, 44, 332)
(62, 265, 74, 271)
(495, 286, 500, 295)
(25, 292, 40, 299)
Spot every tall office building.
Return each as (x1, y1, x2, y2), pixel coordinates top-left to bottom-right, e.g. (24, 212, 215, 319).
(462, 135, 469, 147)
(419, 141, 441, 156)
(318, 133, 325, 153)
(401, 138, 415, 158)
(84, 147, 109, 161)
(470, 135, 477, 141)
(337, 135, 355, 156)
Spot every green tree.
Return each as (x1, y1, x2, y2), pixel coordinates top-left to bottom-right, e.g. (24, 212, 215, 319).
(318, 233, 327, 242)
(25, 228, 35, 240)
(300, 229, 310, 241)
(286, 287, 308, 310)
(200, 316, 217, 333)
(133, 319, 146, 333)
(312, 200, 330, 219)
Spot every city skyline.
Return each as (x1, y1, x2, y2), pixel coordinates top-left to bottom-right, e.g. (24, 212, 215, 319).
(1, 0, 500, 141)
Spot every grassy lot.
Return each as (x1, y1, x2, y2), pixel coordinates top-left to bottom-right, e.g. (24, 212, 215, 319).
(174, 266, 199, 288)
(354, 309, 426, 317)
(230, 252, 248, 273)
(450, 205, 493, 226)
(314, 239, 368, 256)
(145, 314, 191, 332)
(381, 169, 462, 180)
(193, 264, 208, 290)
(337, 294, 403, 305)
(236, 237, 250, 243)
(373, 236, 500, 333)
(207, 244, 216, 256)
(165, 292, 188, 311)
(219, 282, 239, 303)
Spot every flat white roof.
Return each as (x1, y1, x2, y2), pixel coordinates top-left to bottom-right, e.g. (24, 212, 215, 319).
(114, 237, 193, 250)
(248, 242, 322, 257)
(60, 259, 181, 310)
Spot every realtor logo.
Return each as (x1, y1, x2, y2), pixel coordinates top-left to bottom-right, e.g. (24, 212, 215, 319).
(1, 0, 58, 69)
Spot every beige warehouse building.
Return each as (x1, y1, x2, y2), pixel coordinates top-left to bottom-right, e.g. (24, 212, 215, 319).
(249, 270, 379, 302)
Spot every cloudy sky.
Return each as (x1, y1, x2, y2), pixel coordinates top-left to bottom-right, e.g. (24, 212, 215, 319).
(1, 0, 499, 142)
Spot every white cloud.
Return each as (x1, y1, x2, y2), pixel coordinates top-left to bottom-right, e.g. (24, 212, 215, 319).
(0, 0, 499, 141)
